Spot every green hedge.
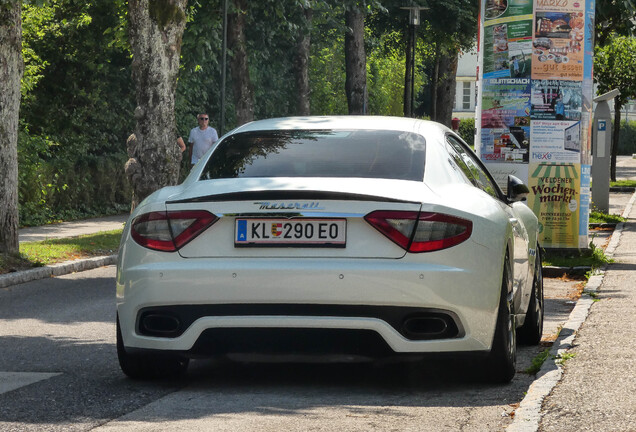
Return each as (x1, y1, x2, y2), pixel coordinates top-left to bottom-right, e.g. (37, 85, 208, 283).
(457, 117, 475, 148)
(18, 129, 131, 226)
(617, 119, 636, 155)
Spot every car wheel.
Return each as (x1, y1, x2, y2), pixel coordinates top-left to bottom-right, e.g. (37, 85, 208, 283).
(484, 254, 516, 384)
(518, 247, 544, 345)
(116, 314, 189, 380)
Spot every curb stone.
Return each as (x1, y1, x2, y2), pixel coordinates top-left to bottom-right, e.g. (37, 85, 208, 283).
(0, 254, 117, 289)
(507, 190, 636, 432)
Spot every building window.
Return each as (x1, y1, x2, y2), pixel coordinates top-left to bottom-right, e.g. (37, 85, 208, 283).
(462, 82, 471, 110)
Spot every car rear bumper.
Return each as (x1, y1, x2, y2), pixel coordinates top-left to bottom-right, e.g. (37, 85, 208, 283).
(116, 253, 502, 355)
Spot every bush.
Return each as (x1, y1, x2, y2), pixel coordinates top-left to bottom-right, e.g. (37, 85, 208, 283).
(617, 119, 636, 155)
(457, 117, 475, 148)
(18, 127, 132, 226)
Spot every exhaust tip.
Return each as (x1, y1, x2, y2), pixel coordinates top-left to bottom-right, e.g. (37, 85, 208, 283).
(140, 313, 181, 336)
(402, 314, 456, 340)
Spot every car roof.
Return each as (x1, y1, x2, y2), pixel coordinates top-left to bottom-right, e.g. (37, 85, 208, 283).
(230, 116, 451, 136)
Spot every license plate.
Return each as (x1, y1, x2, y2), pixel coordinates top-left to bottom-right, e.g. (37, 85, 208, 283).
(235, 218, 346, 247)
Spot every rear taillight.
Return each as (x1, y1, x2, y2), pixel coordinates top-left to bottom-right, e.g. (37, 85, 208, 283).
(364, 211, 472, 253)
(131, 210, 218, 252)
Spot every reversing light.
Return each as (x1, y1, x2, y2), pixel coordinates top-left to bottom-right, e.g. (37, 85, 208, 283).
(131, 210, 218, 252)
(364, 210, 472, 253)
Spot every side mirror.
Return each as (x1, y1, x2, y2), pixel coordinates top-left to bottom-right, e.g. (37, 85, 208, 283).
(507, 175, 529, 202)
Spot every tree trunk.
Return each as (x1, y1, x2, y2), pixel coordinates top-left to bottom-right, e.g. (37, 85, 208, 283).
(0, 1, 23, 255)
(433, 51, 459, 127)
(294, 7, 312, 116)
(611, 99, 621, 182)
(126, 0, 187, 210)
(403, 25, 414, 117)
(228, 0, 254, 126)
(431, 53, 439, 121)
(344, 5, 367, 115)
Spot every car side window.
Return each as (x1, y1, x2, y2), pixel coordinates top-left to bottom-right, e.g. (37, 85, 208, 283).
(446, 135, 500, 199)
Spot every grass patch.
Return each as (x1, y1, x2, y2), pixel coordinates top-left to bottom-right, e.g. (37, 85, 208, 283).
(589, 211, 626, 224)
(555, 352, 576, 365)
(610, 179, 636, 188)
(543, 242, 613, 273)
(525, 349, 550, 375)
(1, 230, 122, 275)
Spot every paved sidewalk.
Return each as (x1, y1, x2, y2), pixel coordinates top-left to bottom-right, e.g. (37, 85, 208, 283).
(18, 214, 127, 243)
(538, 190, 636, 431)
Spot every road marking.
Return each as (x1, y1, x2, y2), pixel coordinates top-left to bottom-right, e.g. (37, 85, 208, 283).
(0, 372, 61, 395)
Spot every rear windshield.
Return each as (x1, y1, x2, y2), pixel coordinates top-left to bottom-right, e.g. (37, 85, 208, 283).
(199, 129, 426, 181)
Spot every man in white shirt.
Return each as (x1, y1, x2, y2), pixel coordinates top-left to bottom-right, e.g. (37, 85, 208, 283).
(188, 113, 218, 165)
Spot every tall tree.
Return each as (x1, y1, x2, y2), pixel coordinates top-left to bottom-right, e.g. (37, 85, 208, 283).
(420, 0, 477, 125)
(430, 44, 459, 126)
(594, 35, 636, 182)
(0, 0, 22, 255)
(126, 0, 187, 209)
(294, 5, 313, 115)
(228, 0, 254, 126)
(344, 2, 367, 114)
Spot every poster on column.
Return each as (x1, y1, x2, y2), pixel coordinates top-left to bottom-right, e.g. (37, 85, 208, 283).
(481, 78, 531, 163)
(530, 80, 582, 120)
(530, 120, 581, 163)
(532, 0, 585, 80)
(483, 0, 534, 78)
(527, 163, 581, 248)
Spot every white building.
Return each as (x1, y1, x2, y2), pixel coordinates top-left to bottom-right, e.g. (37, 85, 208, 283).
(453, 48, 478, 119)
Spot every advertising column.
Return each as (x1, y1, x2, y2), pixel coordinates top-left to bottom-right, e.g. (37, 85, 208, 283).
(477, 0, 594, 249)
(477, 0, 534, 186)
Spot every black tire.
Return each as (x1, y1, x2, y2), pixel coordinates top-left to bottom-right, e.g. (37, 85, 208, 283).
(116, 315, 189, 380)
(518, 247, 544, 345)
(484, 254, 517, 384)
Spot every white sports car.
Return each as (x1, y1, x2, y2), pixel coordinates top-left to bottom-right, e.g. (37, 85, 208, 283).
(116, 116, 543, 383)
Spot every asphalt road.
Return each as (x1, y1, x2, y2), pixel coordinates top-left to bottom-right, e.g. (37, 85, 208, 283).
(0, 265, 561, 431)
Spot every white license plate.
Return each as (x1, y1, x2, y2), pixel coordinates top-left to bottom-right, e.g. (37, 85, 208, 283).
(235, 218, 346, 247)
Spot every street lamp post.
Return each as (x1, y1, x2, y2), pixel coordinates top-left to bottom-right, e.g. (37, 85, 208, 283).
(401, 6, 428, 118)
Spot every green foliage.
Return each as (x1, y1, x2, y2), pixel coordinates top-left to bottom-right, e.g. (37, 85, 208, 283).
(543, 244, 614, 273)
(457, 117, 475, 147)
(17, 230, 122, 269)
(19, 0, 135, 225)
(588, 211, 626, 224)
(611, 179, 636, 188)
(525, 349, 550, 375)
(310, 22, 348, 115)
(595, 0, 636, 46)
(594, 35, 636, 110)
(616, 120, 636, 155)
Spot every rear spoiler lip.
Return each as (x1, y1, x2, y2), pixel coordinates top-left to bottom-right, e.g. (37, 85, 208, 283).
(166, 190, 420, 205)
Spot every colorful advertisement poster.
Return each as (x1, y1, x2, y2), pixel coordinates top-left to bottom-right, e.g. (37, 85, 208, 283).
(528, 163, 581, 248)
(532, 1, 585, 80)
(531, 80, 583, 120)
(530, 120, 581, 163)
(483, 21, 533, 78)
(485, 0, 533, 21)
(481, 78, 530, 163)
